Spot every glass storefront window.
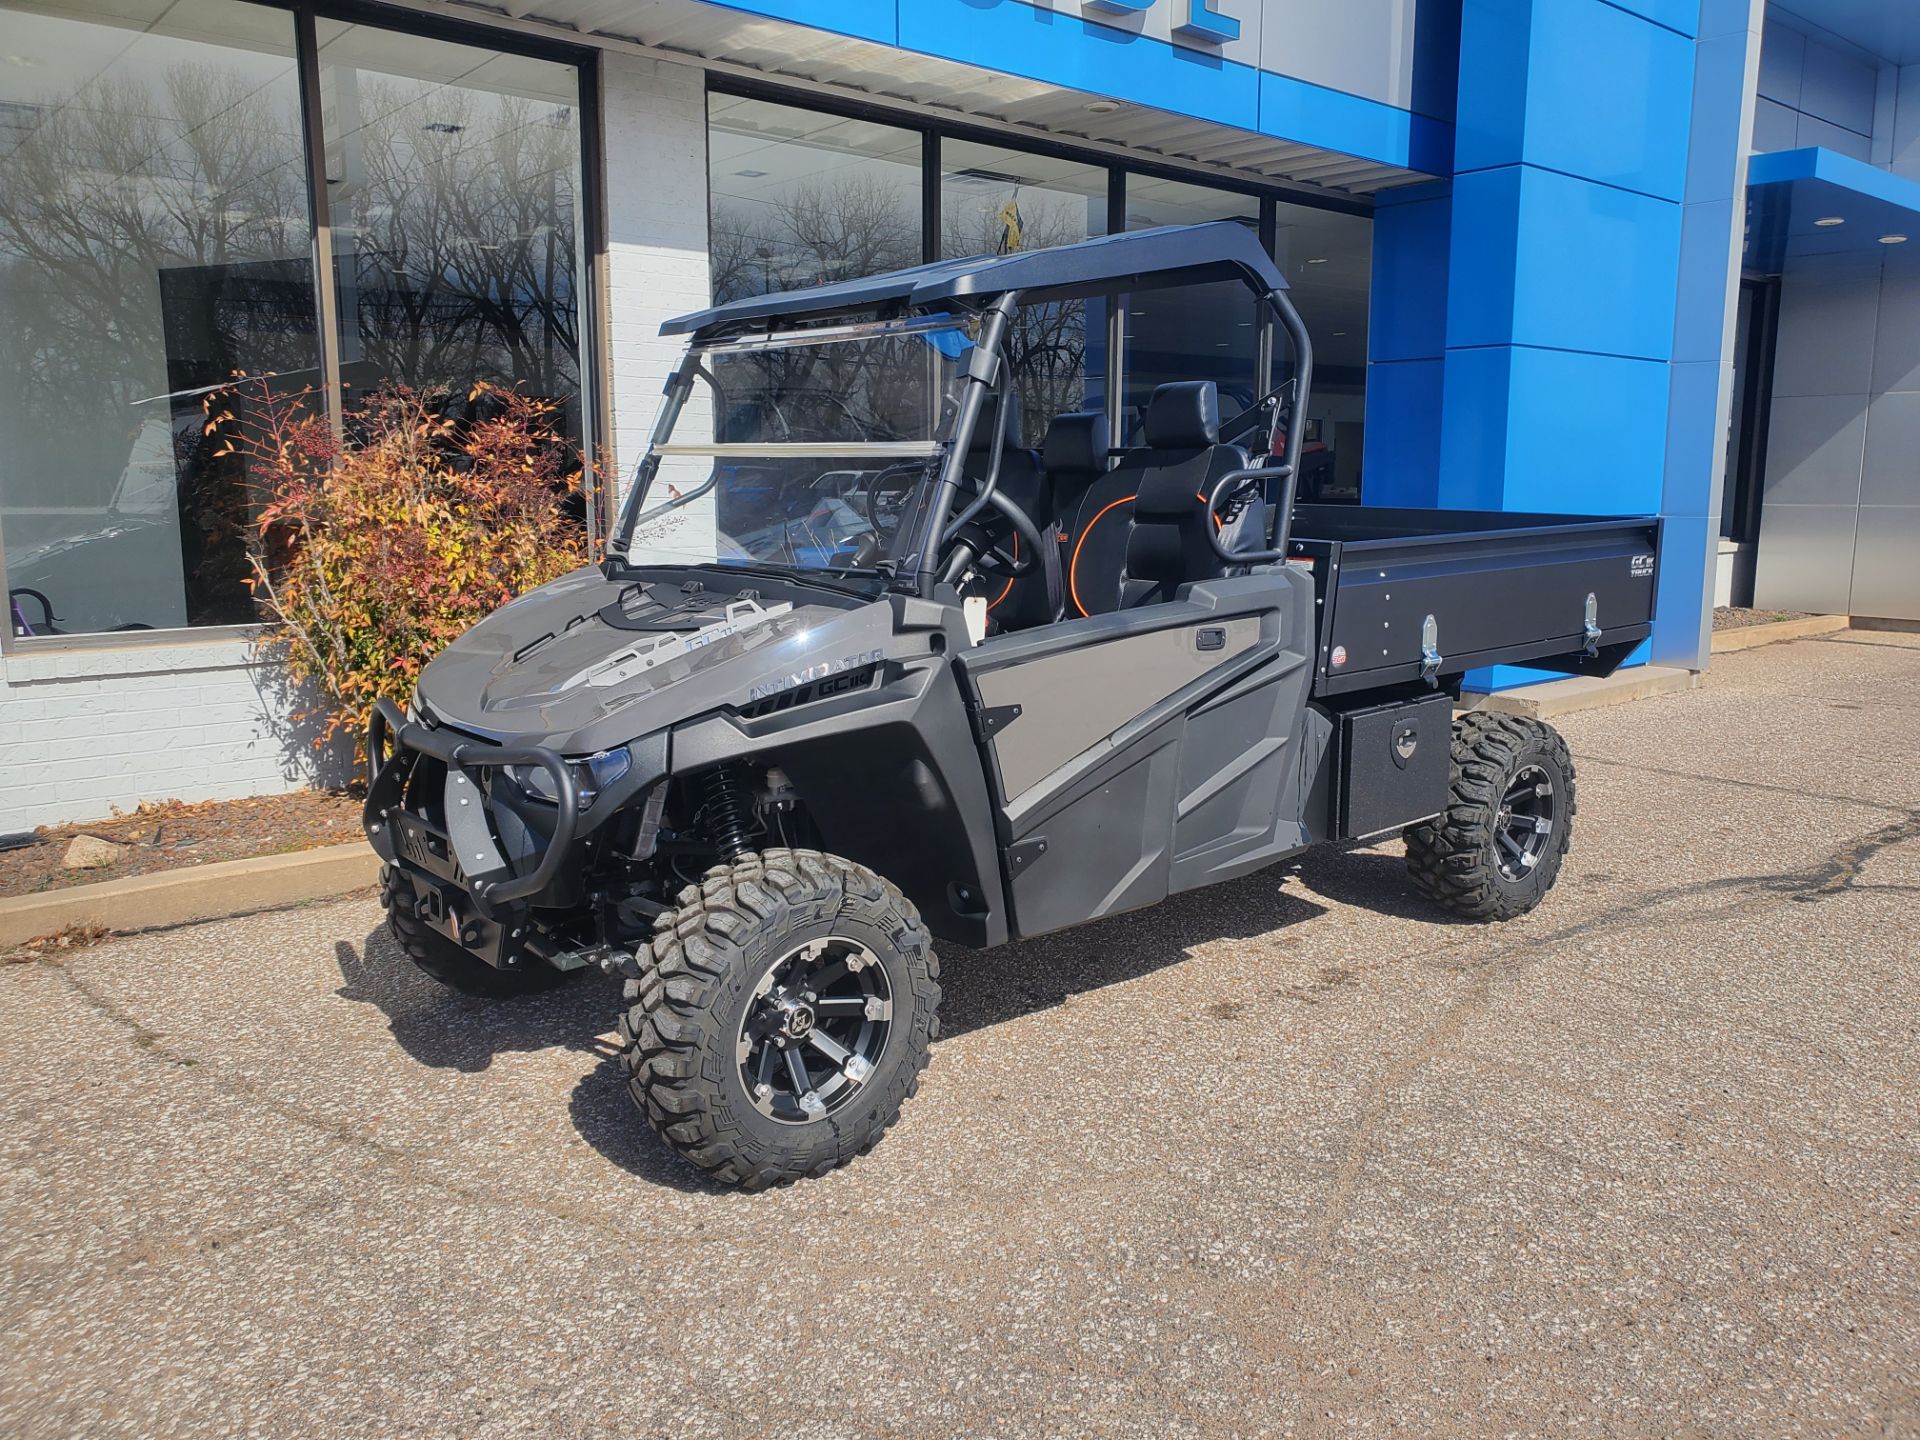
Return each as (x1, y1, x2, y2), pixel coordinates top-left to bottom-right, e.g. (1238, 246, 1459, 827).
(1122, 176, 1263, 447)
(317, 23, 586, 447)
(0, 0, 317, 636)
(708, 95, 922, 304)
(940, 141, 1108, 447)
(0, 1, 591, 642)
(1271, 199, 1372, 502)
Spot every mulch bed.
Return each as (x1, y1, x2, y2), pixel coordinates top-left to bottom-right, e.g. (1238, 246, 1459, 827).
(1712, 606, 1816, 632)
(0, 791, 365, 900)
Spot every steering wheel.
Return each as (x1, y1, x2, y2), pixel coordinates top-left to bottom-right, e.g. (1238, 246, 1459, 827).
(863, 463, 928, 535)
(956, 486, 1046, 578)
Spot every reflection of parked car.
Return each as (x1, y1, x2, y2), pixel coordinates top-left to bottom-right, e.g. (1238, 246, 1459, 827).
(4, 412, 192, 633)
(365, 223, 1660, 1192)
(8, 585, 154, 638)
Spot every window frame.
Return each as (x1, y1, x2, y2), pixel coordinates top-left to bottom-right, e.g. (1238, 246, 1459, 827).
(0, 0, 606, 656)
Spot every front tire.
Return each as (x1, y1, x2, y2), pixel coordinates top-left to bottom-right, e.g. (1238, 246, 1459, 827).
(1405, 712, 1576, 921)
(619, 849, 940, 1191)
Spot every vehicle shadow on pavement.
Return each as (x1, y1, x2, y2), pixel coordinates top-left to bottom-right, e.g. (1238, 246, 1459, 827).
(937, 867, 1332, 1039)
(332, 851, 1444, 1189)
(335, 928, 620, 1076)
(334, 928, 723, 1192)
(1290, 843, 1476, 925)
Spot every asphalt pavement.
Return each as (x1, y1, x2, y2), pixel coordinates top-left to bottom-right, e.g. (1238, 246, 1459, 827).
(3, 631, 1917, 1438)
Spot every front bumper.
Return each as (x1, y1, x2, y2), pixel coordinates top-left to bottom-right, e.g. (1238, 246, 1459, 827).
(362, 698, 584, 934)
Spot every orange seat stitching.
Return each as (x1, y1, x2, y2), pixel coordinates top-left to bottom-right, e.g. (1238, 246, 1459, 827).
(1068, 495, 1134, 618)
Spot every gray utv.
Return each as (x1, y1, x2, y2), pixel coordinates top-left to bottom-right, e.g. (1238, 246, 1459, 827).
(364, 222, 1658, 1189)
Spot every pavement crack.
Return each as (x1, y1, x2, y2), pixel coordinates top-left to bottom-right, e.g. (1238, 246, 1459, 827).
(20, 954, 195, 1066)
(1791, 811, 1920, 902)
(22, 951, 702, 1249)
(1576, 754, 1915, 816)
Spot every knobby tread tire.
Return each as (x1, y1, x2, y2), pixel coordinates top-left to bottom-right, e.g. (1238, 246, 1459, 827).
(618, 848, 940, 1192)
(1404, 712, 1576, 922)
(384, 889, 572, 997)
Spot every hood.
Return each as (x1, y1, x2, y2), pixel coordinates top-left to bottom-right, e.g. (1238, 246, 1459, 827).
(413, 566, 867, 750)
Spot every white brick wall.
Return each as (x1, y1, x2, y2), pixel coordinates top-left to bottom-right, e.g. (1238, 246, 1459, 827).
(3, 50, 717, 833)
(0, 637, 324, 832)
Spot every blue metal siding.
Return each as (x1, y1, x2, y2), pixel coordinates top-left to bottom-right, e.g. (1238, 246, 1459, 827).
(713, 0, 1461, 174)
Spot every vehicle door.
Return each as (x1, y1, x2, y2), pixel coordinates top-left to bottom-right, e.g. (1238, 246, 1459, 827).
(952, 568, 1317, 939)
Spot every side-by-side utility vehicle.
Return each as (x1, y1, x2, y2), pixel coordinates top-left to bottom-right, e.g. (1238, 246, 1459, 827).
(364, 223, 1659, 1189)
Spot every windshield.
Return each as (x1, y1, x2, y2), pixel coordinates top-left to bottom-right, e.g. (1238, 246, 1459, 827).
(611, 317, 976, 582)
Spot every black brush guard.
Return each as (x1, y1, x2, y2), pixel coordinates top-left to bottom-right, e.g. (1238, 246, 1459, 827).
(362, 697, 581, 918)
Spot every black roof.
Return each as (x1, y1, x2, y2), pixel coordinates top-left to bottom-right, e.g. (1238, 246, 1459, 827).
(663, 221, 1288, 338)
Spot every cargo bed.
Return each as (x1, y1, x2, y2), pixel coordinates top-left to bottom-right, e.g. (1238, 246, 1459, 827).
(1284, 505, 1661, 697)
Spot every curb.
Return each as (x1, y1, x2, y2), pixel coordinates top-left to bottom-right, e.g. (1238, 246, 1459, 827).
(1459, 664, 1700, 720)
(1710, 614, 1848, 652)
(0, 842, 379, 950)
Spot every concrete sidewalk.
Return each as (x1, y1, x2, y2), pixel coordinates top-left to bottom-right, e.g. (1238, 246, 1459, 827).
(2, 631, 1916, 1438)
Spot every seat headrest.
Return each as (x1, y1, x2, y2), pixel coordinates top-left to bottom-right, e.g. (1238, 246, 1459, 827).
(1041, 412, 1109, 475)
(1143, 381, 1220, 449)
(968, 391, 1024, 456)
(1132, 465, 1206, 521)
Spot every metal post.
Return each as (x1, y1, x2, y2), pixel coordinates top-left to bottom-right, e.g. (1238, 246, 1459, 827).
(578, 52, 612, 553)
(294, 5, 345, 442)
(916, 292, 1020, 596)
(1105, 169, 1127, 446)
(1256, 199, 1277, 397)
(921, 131, 941, 265)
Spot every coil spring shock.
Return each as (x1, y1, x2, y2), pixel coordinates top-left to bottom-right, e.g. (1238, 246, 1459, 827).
(702, 765, 754, 863)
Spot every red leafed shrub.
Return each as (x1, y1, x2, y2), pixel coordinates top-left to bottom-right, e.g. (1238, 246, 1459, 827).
(212, 379, 589, 750)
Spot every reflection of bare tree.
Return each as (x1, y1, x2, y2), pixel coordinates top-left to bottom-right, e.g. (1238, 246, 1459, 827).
(944, 197, 1095, 444)
(331, 80, 579, 422)
(0, 64, 315, 509)
(711, 172, 918, 304)
(0, 49, 584, 628)
(711, 170, 1100, 447)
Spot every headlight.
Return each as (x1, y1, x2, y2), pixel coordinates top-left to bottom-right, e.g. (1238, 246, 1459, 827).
(508, 747, 632, 810)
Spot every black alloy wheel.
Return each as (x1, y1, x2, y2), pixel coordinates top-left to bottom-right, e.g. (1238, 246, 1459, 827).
(736, 937, 893, 1124)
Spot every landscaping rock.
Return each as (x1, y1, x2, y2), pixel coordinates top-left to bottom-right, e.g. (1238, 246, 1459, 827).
(62, 835, 130, 871)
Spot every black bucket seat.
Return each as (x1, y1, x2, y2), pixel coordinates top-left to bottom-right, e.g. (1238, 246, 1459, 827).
(1065, 381, 1248, 616)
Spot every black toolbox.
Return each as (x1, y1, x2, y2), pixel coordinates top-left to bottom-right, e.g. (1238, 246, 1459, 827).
(1332, 692, 1454, 841)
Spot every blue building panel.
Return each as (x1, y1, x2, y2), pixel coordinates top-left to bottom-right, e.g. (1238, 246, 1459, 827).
(1452, 0, 1535, 179)
(1368, 182, 1454, 362)
(1519, 0, 1696, 199)
(1600, 0, 1701, 39)
(1434, 345, 1516, 510)
(1508, 167, 1684, 360)
(1256, 70, 1450, 173)
(1457, 0, 1696, 199)
(1497, 346, 1671, 516)
(1439, 345, 1670, 513)
(1445, 166, 1683, 361)
(1671, 197, 1737, 364)
(1650, 514, 1713, 666)
(1687, 28, 1755, 203)
(1362, 359, 1447, 506)
(898, 0, 1259, 129)
(1441, 165, 1523, 351)
(1662, 359, 1725, 517)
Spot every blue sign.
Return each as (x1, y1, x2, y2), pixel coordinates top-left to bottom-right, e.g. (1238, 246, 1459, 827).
(1083, 0, 1241, 45)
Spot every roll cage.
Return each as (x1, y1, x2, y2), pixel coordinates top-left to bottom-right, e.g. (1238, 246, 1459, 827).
(609, 221, 1317, 598)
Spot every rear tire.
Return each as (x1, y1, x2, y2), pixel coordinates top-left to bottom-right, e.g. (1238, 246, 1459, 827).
(383, 888, 572, 997)
(1405, 712, 1575, 921)
(619, 849, 940, 1191)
